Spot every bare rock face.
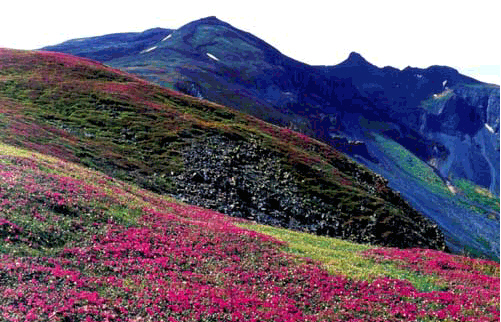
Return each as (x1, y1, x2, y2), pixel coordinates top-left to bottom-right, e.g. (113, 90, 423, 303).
(170, 133, 445, 250)
(421, 85, 500, 192)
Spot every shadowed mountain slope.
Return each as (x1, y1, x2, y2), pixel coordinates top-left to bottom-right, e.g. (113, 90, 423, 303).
(42, 27, 173, 62)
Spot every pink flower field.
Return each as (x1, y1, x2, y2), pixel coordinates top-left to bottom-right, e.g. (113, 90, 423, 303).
(0, 145, 499, 322)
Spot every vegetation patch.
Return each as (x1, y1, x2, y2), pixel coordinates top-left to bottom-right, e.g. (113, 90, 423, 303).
(454, 178, 500, 215)
(420, 89, 453, 113)
(237, 222, 448, 293)
(372, 134, 450, 195)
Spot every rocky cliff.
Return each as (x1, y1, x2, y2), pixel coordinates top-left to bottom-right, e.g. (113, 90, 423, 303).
(420, 84, 500, 192)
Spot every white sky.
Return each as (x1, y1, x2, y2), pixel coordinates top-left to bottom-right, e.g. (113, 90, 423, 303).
(1, 0, 499, 84)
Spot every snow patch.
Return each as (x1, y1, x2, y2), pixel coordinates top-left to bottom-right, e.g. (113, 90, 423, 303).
(485, 123, 495, 133)
(447, 183, 458, 194)
(206, 53, 220, 61)
(141, 46, 157, 54)
(443, 80, 448, 87)
(433, 89, 452, 99)
(162, 34, 172, 41)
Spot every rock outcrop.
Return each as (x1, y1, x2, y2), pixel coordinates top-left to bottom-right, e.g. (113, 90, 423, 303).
(171, 133, 445, 250)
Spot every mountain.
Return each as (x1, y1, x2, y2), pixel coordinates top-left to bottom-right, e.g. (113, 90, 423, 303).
(326, 55, 499, 190)
(0, 48, 446, 251)
(41, 17, 500, 260)
(43, 17, 359, 130)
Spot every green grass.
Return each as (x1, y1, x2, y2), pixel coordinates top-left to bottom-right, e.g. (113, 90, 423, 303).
(455, 178, 500, 214)
(238, 222, 447, 292)
(420, 90, 453, 113)
(373, 134, 450, 195)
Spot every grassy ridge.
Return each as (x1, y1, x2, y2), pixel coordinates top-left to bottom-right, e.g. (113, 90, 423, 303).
(454, 178, 500, 216)
(372, 134, 450, 196)
(373, 133, 500, 220)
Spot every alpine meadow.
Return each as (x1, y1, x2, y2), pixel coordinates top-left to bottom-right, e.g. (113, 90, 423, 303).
(0, 14, 499, 322)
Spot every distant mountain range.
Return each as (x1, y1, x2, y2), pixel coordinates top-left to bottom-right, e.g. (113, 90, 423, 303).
(42, 16, 500, 259)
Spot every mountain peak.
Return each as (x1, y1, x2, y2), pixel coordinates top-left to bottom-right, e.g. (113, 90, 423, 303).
(172, 16, 235, 38)
(199, 16, 221, 22)
(187, 16, 226, 27)
(348, 51, 364, 60)
(347, 52, 370, 65)
(337, 52, 372, 68)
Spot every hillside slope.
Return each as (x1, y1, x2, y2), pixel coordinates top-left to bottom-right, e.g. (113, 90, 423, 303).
(41, 17, 500, 260)
(1, 142, 498, 321)
(42, 27, 173, 62)
(0, 48, 445, 250)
